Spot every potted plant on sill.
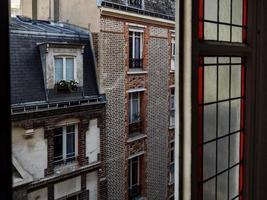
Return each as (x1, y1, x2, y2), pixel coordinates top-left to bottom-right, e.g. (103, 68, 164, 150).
(55, 80, 79, 93)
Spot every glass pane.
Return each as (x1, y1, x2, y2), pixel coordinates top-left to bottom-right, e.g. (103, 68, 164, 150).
(218, 101, 229, 137)
(132, 158, 139, 185)
(203, 178, 216, 200)
(231, 57, 242, 64)
(132, 99, 139, 122)
(55, 58, 63, 82)
(203, 141, 216, 179)
(230, 99, 241, 132)
(217, 172, 228, 200)
(66, 124, 75, 133)
(204, 104, 217, 142)
(54, 134, 63, 160)
(232, 27, 242, 43)
(230, 132, 240, 166)
(232, 0, 243, 25)
(217, 137, 229, 172)
(231, 65, 241, 98)
(66, 58, 74, 80)
(204, 22, 218, 41)
(229, 165, 239, 199)
(218, 65, 230, 100)
(204, 0, 218, 21)
(204, 57, 217, 64)
(135, 36, 141, 59)
(219, 24, 230, 42)
(66, 132, 75, 157)
(218, 57, 230, 63)
(204, 66, 217, 103)
(129, 32, 133, 60)
(219, 0, 231, 23)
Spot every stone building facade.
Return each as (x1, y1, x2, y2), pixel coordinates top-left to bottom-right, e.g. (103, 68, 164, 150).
(17, 0, 176, 199)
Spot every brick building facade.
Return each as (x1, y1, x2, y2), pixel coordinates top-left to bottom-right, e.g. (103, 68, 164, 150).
(16, 0, 176, 199)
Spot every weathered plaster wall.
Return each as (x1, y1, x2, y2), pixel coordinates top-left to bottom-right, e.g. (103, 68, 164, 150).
(12, 127, 47, 180)
(86, 171, 98, 200)
(86, 118, 100, 163)
(37, 0, 50, 20)
(54, 176, 81, 199)
(28, 187, 48, 200)
(58, 0, 100, 32)
(21, 0, 33, 18)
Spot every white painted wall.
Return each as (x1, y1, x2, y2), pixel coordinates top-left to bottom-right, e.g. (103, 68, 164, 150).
(86, 171, 98, 200)
(12, 127, 47, 180)
(28, 187, 48, 200)
(86, 119, 100, 163)
(54, 176, 81, 199)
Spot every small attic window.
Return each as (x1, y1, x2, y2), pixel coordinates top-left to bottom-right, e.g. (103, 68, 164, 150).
(55, 56, 76, 82)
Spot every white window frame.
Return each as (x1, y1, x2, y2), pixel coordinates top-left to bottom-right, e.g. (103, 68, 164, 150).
(129, 156, 140, 189)
(129, 28, 144, 60)
(129, 92, 141, 124)
(171, 36, 176, 71)
(54, 56, 77, 83)
(54, 124, 78, 164)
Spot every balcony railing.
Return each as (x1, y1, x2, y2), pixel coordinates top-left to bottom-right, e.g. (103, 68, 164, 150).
(128, 184, 141, 199)
(128, 0, 142, 8)
(129, 58, 143, 69)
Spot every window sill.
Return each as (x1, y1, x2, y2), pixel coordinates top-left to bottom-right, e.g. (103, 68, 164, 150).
(127, 70, 148, 75)
(54, 160, 79, 175)
(168, 181, 174, 186)
(127, 133, 147, 143)
(170, 70, 175, 73)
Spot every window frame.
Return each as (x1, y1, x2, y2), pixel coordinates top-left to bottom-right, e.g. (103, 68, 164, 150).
(129, 28, 144, 70)
(53, 124, 78, 165)
(54, 56, 77, 84)
(189, 0, 255, 199)
(129, 92, 141, 124)
(128, 156, 140, 189)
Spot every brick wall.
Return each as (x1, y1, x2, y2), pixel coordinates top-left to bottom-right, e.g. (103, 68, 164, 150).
(99, 17, 126, 200)
(146, 31, 170, 200)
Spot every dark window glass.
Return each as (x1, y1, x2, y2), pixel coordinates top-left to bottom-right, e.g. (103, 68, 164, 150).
(54, 127, 63, 162)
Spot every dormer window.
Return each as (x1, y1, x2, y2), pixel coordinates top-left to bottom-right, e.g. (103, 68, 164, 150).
(55, 57, 76, 82)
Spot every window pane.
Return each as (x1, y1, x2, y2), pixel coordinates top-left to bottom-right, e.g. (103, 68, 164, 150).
(218, 65, 230, 100)
(219, 0, 231, 23)
(204, 66, 217, 103)
(204, 0, 218, 21)
(229, 165, 239, 199)
(219, 24, 230, 42)
(131, 157, 139, 186)
(132, 99, 139, 122)
(203, 178, 216, 200)
(232, 0, 243, 25)
(231, 65, 241, 98)
(66, 58, 74, 80)
(217, 137, 229, 172)
(55, 58, 63, 82)
(204, 22, 218, 41)
(204, 104, 217, 142)
(230, 99, 241, 132)
(203, 141, 216, 179)
(129, 32, 133, 61)
(218, 101, 229, 137)
(230, 132, 240, 166)
(217, 172, 228, 200)
(66, 132, 75, 157)
(135, 36, 141, 59)
(232, 27, 242, 43)
(54, 128, 63, 161)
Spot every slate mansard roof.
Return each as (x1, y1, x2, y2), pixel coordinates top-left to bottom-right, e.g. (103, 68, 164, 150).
(10, 16, 101, 106)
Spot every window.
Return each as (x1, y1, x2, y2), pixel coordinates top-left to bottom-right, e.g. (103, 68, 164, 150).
(128, 156, 141, 199)
(198, 0, 247, 42)
(129, 92, 141, 124)
(55, 57, 75, 82)
(170, 88, 175, 127)
(54, 124, 78, 165)
(129, 31, 143, 69)
(198, 57, 245, 199)
(169, 141, 174, 184)
(128, 0, 143, 8)
(171, 36, 175, 71)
